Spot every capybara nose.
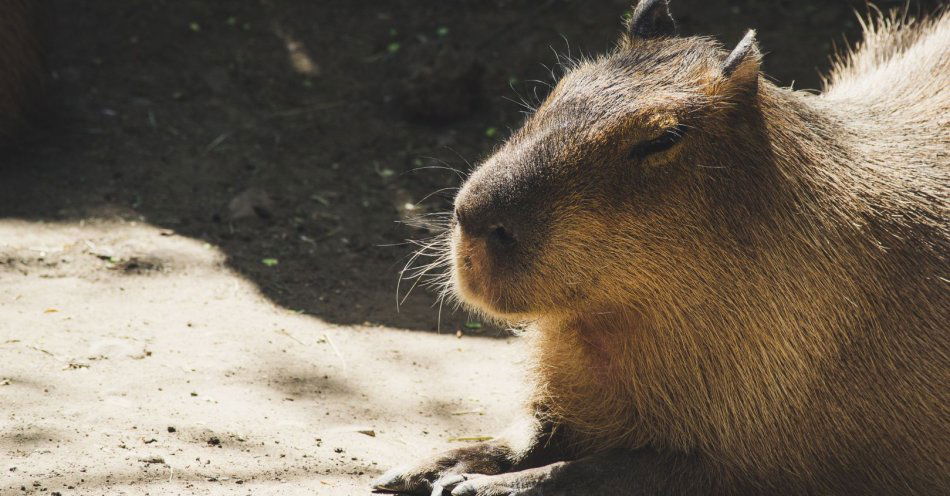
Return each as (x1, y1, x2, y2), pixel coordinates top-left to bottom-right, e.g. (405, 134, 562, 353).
(454, 203, 518, 251)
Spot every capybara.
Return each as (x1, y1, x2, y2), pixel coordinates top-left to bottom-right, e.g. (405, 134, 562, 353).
(377, 0, 949, 494)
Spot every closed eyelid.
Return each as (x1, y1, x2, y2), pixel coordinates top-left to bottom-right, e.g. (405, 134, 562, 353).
(628, 124, 689, 159)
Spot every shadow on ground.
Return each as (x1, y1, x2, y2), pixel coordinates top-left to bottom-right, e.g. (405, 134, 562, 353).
(1, 0, 942, 332)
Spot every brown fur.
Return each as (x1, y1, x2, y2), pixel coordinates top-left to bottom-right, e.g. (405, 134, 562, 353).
(381, 4, 949, 495)
(0, 0, 44, 142)
(448, 6, 949, 495)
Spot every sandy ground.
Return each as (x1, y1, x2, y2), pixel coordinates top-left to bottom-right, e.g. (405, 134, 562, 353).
(0, 219, 524, 495)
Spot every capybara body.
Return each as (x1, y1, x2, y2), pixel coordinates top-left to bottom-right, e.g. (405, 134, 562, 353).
(377, 1, 949, 495)
(0, 0, 44, 141)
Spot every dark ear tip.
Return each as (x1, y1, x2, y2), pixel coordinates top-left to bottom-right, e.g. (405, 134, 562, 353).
(722, 29, 761, 77)
(626, 0, 677, 39)
(738, 29, 758, 49)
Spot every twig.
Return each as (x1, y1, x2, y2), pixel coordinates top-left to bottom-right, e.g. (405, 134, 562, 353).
(275, 328, 304, 345)
(203, 133, 230, 154)
(323, 332, 347, 372)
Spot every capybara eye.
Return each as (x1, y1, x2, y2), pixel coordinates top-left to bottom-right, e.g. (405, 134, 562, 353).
(628, 124, 688, 160)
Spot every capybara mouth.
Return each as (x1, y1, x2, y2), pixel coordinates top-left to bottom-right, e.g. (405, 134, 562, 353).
(450, 226, 531, 319)
(451, 227, 493, 304)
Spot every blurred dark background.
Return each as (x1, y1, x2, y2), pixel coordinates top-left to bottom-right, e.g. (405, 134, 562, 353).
(1, 0, 943, 332)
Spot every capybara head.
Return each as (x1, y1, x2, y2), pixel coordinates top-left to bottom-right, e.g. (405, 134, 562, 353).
(451, 0, 765, 320)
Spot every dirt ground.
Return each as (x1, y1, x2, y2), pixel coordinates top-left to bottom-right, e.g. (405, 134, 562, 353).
(0, 220, 525, 494)
(1, 0, 944, 494)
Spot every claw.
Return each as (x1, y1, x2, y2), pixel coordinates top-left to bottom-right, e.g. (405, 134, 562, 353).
(432, 474, 469, 496)
(451, 478, 517, 496)
(450, 481, 478, 496)
(373, 466, 413, 493)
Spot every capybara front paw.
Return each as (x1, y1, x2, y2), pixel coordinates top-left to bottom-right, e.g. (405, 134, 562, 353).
(449, 464, 561, 496)
(373, 442, 513, 495)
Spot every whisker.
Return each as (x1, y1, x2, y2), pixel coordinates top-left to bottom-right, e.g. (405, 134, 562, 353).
(414, 187, 460, 207)
(502, 95, 537, 113)
(396, 230, 455, 312)
(442, 146, 476, 173)
(404, 161, 466, 180)
(396, 237, 444, 310)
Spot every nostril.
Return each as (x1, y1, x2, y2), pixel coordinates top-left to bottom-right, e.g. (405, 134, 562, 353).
(488, 224, 516, 247)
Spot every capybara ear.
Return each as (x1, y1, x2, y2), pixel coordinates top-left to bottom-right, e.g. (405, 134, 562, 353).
(721, 29, 762, 94)
(625, 0, 677, 39)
